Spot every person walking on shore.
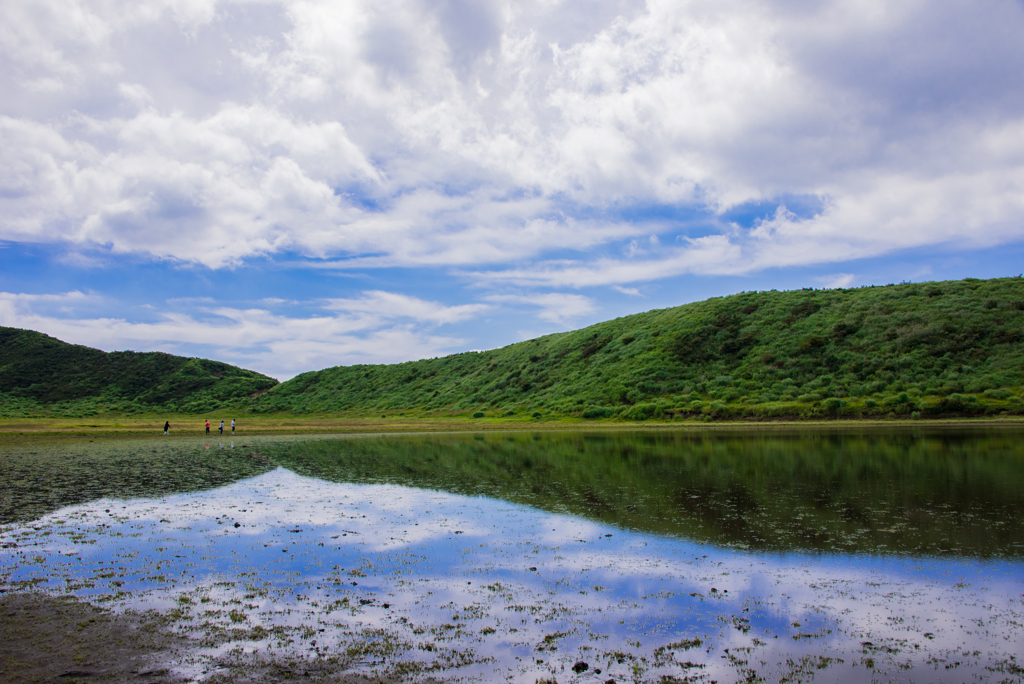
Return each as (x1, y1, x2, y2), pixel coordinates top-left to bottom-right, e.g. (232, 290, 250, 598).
(163, 421, 170, 435)
(231, 419, 235, 434)
(205, 419, 210, 435)
(219, 420, 224, 435)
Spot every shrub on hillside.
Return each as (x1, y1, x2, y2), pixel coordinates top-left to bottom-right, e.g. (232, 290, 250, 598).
(623, 402, 659, 420)
(582, 406, 614, 419)
(822, 397, 845, 415)
(706, 401, 730, 418)
(923, 393, 983, 415)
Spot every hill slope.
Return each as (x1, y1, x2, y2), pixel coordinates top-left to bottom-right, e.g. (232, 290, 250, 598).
(0, 327, 278, 417)
(250, 276, 1024, 420)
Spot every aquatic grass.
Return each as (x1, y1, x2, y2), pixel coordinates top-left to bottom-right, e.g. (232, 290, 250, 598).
(0, 436, 278, 524)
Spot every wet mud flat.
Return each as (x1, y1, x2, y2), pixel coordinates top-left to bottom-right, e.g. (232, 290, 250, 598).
(3, 467, 1024, 684)
(0, 591, 188, 684)
(0, 594, 418, 684)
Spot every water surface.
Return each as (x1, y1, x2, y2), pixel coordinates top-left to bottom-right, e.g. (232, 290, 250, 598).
(269, 427, 1024, 556)
(2, 428, 1023, 683)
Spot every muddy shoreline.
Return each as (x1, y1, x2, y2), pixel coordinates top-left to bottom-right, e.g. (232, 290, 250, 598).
(0, 592, 186, 684)
(0, 592, 424, 684)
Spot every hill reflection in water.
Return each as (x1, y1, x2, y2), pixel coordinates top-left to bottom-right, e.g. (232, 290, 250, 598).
(263, 427, 1024, 557)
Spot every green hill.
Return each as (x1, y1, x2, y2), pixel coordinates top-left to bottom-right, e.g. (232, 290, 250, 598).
(5, 276, 1024, 421)
(0, 327, 278, 417)
(250, 276, 1024, 420)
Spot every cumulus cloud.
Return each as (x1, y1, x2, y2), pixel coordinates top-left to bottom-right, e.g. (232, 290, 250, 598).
(2, 0, 1024, 281)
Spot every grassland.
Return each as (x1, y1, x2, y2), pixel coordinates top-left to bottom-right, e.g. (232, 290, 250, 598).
(250, 276, 1024, 421)
(2, 413, 1022, 437)
(4, 276, 1024, 423)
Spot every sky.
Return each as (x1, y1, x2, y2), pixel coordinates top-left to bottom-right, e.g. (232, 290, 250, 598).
(2, 0, 1024, 380)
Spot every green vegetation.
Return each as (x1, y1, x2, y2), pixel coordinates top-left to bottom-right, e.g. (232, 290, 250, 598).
(251, 276, 1024, 420)
(5, 276, 1024, 421)
(0, 327, 278, 417)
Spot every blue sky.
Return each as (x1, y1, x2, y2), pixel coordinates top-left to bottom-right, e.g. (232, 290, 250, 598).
(2, 0, 1024, 379)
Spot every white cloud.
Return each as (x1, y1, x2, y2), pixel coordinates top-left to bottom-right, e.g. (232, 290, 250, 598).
(0, 290, 90, 305)
(485, 292, 597, 325)
(467, 151, 1024, 287)
(117, 82, 154, 109)
(469, 233, 745, 287)
(323, 290, 489, 324)
(1, 0, 1023, 282)
(814, 273, 856, 289)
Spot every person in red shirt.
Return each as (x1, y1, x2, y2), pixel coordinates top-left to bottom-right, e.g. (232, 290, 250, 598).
(205, 419, 210, 435)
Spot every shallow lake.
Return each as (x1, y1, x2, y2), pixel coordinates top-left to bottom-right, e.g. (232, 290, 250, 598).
(2, 427, 1024, 683)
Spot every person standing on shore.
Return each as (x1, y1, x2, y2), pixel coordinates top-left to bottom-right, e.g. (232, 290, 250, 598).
(231, 419, 235, 434)
(219, 420, 224, 435)
(205, 419, 210, 435)
(164, 421, 170, 435)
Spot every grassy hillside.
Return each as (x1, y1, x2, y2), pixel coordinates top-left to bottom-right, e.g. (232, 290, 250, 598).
(0, 327, 278, 417)
(5, 276, 1024, 421)
(250, 276, 1024, 420)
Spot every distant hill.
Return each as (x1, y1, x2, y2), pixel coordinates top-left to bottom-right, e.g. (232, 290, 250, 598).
(250, 276, 1024, 420)
(0, 327, 278, 417)
(5, 277, 1024, 421)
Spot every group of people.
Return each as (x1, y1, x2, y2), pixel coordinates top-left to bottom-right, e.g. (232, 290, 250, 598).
(161, 419, 236, 435)
(205, 419, 235, 435)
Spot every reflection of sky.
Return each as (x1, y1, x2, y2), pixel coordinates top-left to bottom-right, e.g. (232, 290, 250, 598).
(2, 468, 1023, 683)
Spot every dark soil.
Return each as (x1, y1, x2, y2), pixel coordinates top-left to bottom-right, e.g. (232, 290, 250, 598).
(0, 592, 440, 684)
(0, 592, 187, 684)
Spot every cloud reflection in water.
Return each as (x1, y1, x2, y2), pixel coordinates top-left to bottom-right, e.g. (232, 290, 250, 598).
(2, 468, 1023, 682)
